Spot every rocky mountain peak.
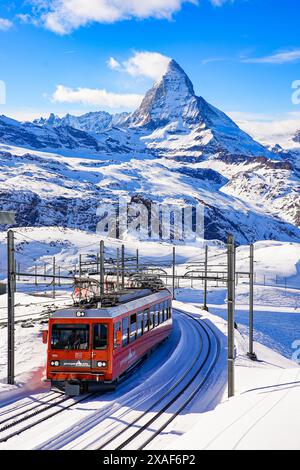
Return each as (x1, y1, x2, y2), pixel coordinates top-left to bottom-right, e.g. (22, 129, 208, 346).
(129, 59, 200, 128)
(292, 130, 300, 143)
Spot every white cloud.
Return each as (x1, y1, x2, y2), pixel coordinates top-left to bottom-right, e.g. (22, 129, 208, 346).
(16, 13, 40, 27)
(52, 84, 143, 109)
(0, 18, 13, 31)
(229, 111, 300, 149)
(107, 57, 121, 71)
(108, 51, 171, 81)
(30, 0, 198, 34)
(210, 0, 232, 5)
(244, 49, 300, 64)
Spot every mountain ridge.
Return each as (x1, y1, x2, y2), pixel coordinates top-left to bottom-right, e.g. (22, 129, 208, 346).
(0, 59, 299, 243)
(0, 59, 275, 160)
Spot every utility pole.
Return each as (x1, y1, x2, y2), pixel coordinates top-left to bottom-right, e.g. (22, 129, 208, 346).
(116, 247, 120, 291)
(227, 234, 235, 398)
(79, 254, 82, 278)
(58, 266, 61, 287)
(100, 240, 104, 295)
(35, 264, 38, 286)
(78, 255, 82, 303)
(203, 245, 208, 311)
(7, 230, 15, 385)
(52, 256, 56, 299)
(97, 252, 100, 275)
(247, 244, 256, 360)
(121, 244, 125, 289)
(14, 260, 17, 292)
(172, 246, 176, 300)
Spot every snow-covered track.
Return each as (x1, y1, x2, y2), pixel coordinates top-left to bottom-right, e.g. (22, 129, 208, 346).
(0, 392, 95, 442)
(0, 391, 60, 424)
(97, 309, 221, 450)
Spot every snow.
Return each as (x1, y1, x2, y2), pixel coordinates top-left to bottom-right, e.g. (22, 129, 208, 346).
(0, 230, 299, 449)
(0, 58, 299, 244)
(0, 54, 299, 449)
(171, 318, 300, 450)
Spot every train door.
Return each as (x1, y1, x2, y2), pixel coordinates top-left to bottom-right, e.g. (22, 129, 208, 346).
(90, 322, 109, 372)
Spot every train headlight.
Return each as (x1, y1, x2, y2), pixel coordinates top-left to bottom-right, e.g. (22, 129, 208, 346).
(50, 360, 60, 366)
(76, 311, 85, 317)
(97, 361, 107, 368)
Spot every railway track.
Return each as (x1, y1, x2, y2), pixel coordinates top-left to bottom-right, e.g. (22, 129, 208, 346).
(0, 308, 221, 449)
(0, 391, 60, 423)
(0, 392, 96, 443)
(95, 309, 220, 450)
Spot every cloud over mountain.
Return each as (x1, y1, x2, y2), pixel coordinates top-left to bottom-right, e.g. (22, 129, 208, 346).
(52, 85, 143, 109)
(107, 51, 171, 81)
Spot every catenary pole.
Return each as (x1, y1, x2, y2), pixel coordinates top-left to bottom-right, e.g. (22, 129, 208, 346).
(7, 230, 15, 385)
(52, 256, 56, 299)
(227, 234, 235, 398)
(172, 246, 176, 300)
(100, 240, 104, 295)
(116, 247, 120, 290)
(121, 244, 125, 289)
(203, 245, 208, 311)
(247, 244, 256, 359)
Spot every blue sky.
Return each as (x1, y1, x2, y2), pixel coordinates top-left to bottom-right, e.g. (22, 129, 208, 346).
(0, 0, 300, 128)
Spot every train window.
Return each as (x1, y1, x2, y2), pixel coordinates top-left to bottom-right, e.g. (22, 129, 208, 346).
(130, 313, 137, 342)
(122, 317, 129, 346)
(114, 321, 121, 349)
(51, 324, 89, 350)
(93, 324, 108, 350)
(143, 308, 151, 332)
(137, 312, 143, 336)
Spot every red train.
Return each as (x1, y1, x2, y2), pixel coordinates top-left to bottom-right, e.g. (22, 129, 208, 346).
(43, 277, 172, 395)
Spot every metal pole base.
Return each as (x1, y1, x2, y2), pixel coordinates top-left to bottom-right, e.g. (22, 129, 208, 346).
(247, 352, 257, 361)
(202, 305, 209, 311)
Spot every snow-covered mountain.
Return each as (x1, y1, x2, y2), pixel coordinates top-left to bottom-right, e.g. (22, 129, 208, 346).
(0, 60, 273, 160)
(127, 60, 271, 160)
(293, 130, 300, 144)
(33, 111, 129, 134)
(0, 59, 299, 243)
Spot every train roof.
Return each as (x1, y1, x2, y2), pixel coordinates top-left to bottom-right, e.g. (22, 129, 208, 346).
(51, 288, 171, 320)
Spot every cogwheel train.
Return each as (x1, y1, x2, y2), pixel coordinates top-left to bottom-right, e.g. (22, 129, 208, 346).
(42, 275, 172, 396)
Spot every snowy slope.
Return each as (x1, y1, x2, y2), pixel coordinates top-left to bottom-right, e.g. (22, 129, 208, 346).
(170, 300, 300, 450)
(0, 147, 299, 243)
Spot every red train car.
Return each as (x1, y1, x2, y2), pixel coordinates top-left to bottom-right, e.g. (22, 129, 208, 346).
(43, 284, 172, 395)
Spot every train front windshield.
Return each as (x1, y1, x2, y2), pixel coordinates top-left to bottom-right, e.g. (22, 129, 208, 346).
(51, 324, 89, 350)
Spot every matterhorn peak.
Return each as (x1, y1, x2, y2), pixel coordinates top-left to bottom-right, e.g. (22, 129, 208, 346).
(161, 59, 195, 96)
(129, 58, 199, 128)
